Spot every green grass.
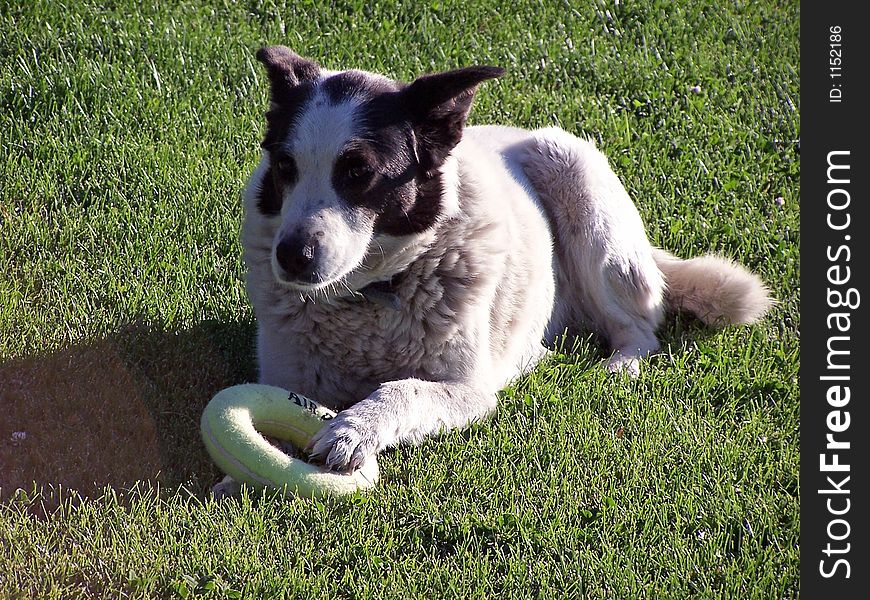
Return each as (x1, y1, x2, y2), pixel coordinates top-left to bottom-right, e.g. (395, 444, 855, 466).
(0, 0, 799, 597)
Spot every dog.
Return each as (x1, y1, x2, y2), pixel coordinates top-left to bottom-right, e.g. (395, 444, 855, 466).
(237, 46, 771, 475)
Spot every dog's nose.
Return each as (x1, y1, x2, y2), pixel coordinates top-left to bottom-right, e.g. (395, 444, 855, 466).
(275, 236, 318, 280)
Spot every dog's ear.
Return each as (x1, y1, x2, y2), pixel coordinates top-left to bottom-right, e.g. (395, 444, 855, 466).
(256, 46, 320, 103)
(403, 66, 504, 172)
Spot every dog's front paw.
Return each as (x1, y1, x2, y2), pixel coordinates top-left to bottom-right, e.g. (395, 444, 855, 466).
(211, 475, 241, 500)
(307, 411, 382, 472)
(606, 352, 641, 377)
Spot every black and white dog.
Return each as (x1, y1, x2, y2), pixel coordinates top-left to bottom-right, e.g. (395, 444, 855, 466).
(239, 46, 771, 474)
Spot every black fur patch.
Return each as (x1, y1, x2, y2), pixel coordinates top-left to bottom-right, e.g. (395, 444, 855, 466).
(332, 66, 503, 235)
(389, 171, 444, 235)
(255, 167, 282, 217)
(254, 151, 301, 217)
(403, 66, 504, 173)
(255, 46, 320, 104)
(329, 87, 445, 236)
(261, 82, 315, 150)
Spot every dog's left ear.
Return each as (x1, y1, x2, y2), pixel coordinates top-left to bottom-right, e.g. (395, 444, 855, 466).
(256, 46, 320, 104)
(403, 66, 504, 172)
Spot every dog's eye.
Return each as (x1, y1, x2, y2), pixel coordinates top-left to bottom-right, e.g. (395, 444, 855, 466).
(347, 165, 373, 180)
(337, 154, 374, 185)
(272, 153, 298, 182)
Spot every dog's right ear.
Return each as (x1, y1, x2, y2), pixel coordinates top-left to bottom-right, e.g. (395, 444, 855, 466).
(403, 65, 504, 173)
(256, 46, 320, 103)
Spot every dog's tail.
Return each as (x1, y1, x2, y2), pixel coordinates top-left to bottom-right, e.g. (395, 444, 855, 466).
(652, 249, 772, 325)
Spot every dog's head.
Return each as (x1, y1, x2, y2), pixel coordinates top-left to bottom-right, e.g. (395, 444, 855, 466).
(249, 46, 503, 295)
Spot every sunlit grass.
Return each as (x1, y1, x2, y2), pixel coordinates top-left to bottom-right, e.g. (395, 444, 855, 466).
(1, 1, 799, 597)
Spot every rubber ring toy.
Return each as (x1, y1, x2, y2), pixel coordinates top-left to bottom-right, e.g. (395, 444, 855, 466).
(201, 383, 378, 498)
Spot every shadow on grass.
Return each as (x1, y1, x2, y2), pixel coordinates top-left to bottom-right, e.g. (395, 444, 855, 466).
(0, 319, 257, 505)
(0, 310, 739, 514)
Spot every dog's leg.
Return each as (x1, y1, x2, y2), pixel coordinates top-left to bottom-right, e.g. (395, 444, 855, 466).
(307, 378, 496, 472)
(518, 127, 666, 376)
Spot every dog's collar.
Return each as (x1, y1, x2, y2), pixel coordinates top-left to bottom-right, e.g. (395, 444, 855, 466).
(358, 277, 402, 311)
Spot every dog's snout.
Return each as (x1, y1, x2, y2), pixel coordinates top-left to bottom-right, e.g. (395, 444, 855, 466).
(276, 235, 318, 280)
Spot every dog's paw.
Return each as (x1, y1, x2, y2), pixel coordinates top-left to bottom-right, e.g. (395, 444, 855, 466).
(211, 475, 242, 500)
(307, 411, 381, 472)
(606, 352, 641, 378)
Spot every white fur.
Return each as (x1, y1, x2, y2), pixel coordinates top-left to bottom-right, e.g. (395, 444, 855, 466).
(236, 99, 771, 476)
(273, 88, 376, 291)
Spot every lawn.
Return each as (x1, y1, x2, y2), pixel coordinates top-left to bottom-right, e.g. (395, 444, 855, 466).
(0, 0, 799, 597)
